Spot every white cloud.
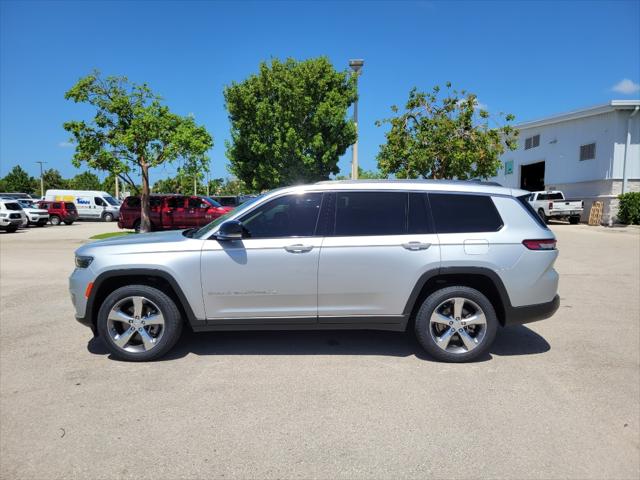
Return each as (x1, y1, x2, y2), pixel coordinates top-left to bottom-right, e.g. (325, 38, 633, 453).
(611, 78, 640, 95)
(58, 141, 73, 148)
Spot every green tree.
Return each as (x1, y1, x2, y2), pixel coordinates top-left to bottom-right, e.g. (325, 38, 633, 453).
(63, 71, 213, 232)
(1, 165, 35, 194)
(152, 176, 180, 193)
(69, 171, 101, 190)
(336, 167, 386, 180)
(376, 83, 518, 179)
(41, 168, 68, 190)
(224, 57, 357, 190)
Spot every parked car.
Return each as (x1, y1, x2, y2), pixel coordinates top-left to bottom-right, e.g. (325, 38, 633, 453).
(17, 199, 49, 226)
(118, 194, 233, 232)
(210, 194, 256, 207)
(36, 201, 78, 225)
(527, 191, 583, 224)
(45, 189, 120, 222)
(70, 180, 560, 362)
(0, 199, 27, 233)
(0, 192, 35, 200)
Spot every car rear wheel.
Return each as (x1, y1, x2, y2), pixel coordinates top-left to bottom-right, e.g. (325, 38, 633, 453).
(50, 215, 61, 225)
(5, 225, 18, 233)
(97, 285, 183, 361)
(415, 286, 498, 362)
(133, 219, 141, 233)
(569, 216, 580, 225)
(64, 220, 74, 225)
(103, 212, 114, 222)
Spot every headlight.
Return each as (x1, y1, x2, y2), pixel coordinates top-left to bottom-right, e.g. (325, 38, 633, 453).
(75, 256, 94, 268)
(0, 213, 6, 217)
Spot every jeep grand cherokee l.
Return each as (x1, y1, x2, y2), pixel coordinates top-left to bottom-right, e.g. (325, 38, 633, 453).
(70, 180, 559, 362)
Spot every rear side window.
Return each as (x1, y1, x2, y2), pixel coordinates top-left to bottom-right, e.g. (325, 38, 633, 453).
(429, 194, 503, 233)
(125, 197, 141, 208)
(166, 197, 185, 208)
(517, 194, 549, 229)
(334, 192, 406, 236)
(52, 202, 61, 209)
(408, 193, 434, 234)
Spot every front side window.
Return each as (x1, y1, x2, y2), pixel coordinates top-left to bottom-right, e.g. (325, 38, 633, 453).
(95, 197, 107, 207)
(240, 193, 322, 238)
(166, 197, 185, 209)
(334, 191, 407, 236)
(429, 193, 503, 234)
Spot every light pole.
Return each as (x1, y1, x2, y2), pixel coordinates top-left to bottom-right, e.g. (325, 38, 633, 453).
(36, 161, 47, 197)
(349, 59, 364, 180)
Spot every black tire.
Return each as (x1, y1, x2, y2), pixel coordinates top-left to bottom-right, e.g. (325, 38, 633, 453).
(50, 215, 61, 226)
(103, 212, 114, 222)
(37, 219, 47, 227)
(569, 216, 580, 225)
(97, 285, 183, 362)
(64, 221, 74, 225)
(5, 225, 18, 233)
(537, 209, 548, 224)
(414, 286, 498, 363)
(133, 219, 141, 233)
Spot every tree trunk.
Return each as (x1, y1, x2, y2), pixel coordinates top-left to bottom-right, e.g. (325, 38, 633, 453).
(140, 162, 151, 233)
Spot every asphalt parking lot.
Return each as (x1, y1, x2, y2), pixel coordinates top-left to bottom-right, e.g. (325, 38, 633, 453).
(1, 221, 638, 479)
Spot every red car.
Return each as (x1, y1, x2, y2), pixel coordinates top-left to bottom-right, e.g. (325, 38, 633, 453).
(118, 194, 233, 232)
(36, 201, 78, 225)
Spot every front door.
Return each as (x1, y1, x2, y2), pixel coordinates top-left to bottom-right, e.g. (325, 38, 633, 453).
(201, 192, 323, 320)
(318, 191, 441, 321)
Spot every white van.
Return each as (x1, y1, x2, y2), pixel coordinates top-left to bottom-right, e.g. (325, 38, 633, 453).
(45, 189, 120, 222)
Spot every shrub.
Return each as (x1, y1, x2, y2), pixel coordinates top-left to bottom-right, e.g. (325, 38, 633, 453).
(617, 192, 640, 225)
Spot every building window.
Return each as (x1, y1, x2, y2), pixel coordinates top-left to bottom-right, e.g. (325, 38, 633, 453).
(580, 143, 596, 161)
(524, 134, 540, 150)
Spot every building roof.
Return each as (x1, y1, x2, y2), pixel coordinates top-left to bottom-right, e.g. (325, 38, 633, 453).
(516, 100, 640, 130)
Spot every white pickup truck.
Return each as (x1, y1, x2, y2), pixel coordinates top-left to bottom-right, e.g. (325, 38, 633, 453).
(527, 191, 584, 224)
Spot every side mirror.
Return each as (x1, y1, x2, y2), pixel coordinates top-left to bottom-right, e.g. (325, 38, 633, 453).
(216, 220, 243, 240)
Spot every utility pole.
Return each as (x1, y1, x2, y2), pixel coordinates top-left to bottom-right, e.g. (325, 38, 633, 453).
(115, 175, 119, 199)
(349, 59, 364, 180)
(36, 161, 47, 197)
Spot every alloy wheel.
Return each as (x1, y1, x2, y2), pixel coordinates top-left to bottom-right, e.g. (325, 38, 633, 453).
(107, 296, 165, 353)
(429, 297, 487, 354)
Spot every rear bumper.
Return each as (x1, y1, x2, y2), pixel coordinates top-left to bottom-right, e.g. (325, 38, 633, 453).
(504, 295, 560, 326)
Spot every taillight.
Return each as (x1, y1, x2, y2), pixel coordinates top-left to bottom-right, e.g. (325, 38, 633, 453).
(523, 239, 557, 250)
(548, 202, 553, 210)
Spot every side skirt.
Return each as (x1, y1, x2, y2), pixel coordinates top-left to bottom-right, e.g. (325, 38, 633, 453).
(195, 315, 409, 332)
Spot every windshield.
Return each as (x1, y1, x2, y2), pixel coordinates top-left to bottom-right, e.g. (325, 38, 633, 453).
(204, 197, 223, 208)
(104, 196, 119, 206)
(18, 200, 34, 208)
(4, 202, 22, 211)
(194, 194, 265, 238)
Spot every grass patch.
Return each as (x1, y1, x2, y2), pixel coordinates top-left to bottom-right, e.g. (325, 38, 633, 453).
(89, 231, 134, 240)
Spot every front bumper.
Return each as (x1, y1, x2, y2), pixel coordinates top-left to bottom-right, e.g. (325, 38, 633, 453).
(69, 266, 95, 330)
(504, 295, 560, 326)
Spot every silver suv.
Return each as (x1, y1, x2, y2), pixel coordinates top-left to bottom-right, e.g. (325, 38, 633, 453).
(70, 180, 560, 362)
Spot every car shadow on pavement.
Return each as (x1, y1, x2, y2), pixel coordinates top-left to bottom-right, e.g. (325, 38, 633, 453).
(87, 324, 550, 362)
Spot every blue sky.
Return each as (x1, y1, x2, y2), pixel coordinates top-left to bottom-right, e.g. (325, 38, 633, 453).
(1, 0, 639, 183)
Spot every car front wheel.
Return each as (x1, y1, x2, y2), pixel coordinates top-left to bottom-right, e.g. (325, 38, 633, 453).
(103, 212, 114, 222)
(97, 285, 183, 361)
(50, 215, 61, 225)
(415, 286, 498, 362)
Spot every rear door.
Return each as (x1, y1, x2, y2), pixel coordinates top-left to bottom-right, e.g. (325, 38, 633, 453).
(164, 196, 187, 229)
(317, 191, 440, 323)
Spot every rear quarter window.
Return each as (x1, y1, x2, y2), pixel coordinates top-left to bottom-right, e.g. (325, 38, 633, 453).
(429, 193, 503, 234)
(517, 194, 549, 229)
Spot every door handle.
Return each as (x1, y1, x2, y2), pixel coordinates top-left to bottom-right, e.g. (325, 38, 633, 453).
(284, 244, 313, 253)
(402, 241, 431, 251)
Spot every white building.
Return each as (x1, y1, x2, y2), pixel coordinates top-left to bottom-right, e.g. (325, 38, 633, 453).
(491, 100, 639, 223)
